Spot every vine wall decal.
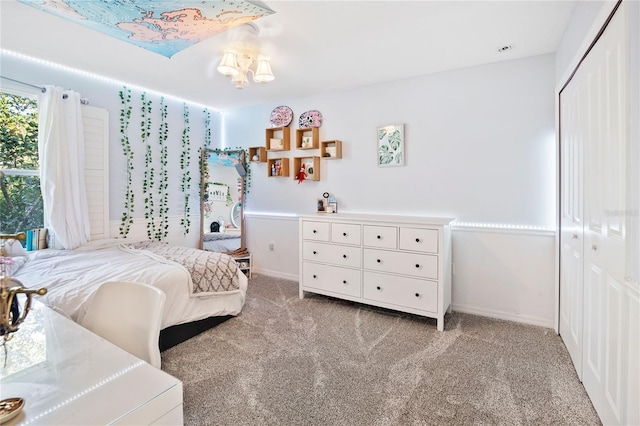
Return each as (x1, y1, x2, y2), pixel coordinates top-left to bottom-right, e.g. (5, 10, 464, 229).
(180, 103, 192, 235)
(140, 92, 157, 240)
(156, 96, 169, 241)
(118, 86, 134, 237)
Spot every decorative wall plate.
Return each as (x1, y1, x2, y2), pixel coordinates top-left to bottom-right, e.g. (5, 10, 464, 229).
(299, 110, 323, 128)
(269, 106, 293, 127)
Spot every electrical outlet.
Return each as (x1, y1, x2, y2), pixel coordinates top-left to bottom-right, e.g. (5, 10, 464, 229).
(268, 241, 275, 251)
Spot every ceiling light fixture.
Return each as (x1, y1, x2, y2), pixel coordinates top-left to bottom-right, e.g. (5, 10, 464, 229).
(217, 23, 274, 89)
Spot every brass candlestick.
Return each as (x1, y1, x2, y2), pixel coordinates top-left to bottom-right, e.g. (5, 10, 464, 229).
(0, 233, 47, 340)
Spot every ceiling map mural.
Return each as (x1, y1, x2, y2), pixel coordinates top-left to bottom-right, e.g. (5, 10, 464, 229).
(18, 0, 274, 57)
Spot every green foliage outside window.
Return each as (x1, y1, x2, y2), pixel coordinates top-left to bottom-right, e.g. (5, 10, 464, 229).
(0, 93, 44, 234)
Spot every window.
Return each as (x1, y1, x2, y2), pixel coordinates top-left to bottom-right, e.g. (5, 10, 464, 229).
(0, 92, 44, 234)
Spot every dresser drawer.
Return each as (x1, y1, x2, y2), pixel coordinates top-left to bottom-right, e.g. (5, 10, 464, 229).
(363, 225, 397, 249)
(302, 262, 361, 298)
(302, 241, 361, 268)
(363, 248, 438, 280)
(302, 221, 330, 241)
(399, 228, 439, 253)
(363, 272, 438, 313)
(331, 223, 361, 245)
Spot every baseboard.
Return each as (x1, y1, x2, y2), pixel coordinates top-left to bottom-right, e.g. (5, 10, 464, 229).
(452, 303, 554, 329)
(252, 267, 298, 282)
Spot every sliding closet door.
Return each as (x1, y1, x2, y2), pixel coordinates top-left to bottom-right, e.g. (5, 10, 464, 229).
(581, 4, 628, 424)
(559, 71, 585, 376)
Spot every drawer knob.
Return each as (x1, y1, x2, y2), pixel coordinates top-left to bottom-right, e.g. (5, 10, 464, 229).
(377, 235, 381, 239)
(415, 293, 420, 298)
(313, 251, 317, 255)
(376, 259, 381, 263)
(415, 238, 420, 243)
(343, 232, 347, 236)
(343, 254, 347, 259)
(343, 280, 347, 284)
(415, 264, 420, 268)
(313, 230, 317, 234)
(313, 274, 317, 279)
(376, 286, 381, 290)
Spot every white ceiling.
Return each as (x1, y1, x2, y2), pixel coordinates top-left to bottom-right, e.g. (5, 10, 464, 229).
(0, 1, 577, 111)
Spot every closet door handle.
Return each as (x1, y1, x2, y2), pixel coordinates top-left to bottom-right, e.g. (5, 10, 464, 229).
(591, 244, 598, 251)
(572, 233, 578, 239)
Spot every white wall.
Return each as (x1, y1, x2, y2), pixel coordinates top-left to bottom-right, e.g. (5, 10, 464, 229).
(1, 45, 562, 328)
(232, 54, 556, 227)
(0, 51, 223, 245)
(233, 54, 559, 327)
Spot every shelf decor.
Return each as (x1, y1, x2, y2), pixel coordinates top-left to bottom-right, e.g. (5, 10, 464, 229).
(377, 124, 404, 167)
(269, 105, 293, 127)
(298, 110, 323, 128)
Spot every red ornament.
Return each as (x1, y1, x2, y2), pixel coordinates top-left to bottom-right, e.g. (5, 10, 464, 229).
(297, 163, 307, 184)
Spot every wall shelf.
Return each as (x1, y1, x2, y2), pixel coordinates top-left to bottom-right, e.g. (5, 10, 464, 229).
(267, 158, 290, 177)
(295, 127, 319, 150)
(248, 146, 267, 162)
(293, 156, 320, 182)
(320, 140, 342, 159)
(265, 127, 290, 151)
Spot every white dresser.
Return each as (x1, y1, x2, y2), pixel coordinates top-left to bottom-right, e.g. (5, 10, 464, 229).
(299, 213, 454, 331)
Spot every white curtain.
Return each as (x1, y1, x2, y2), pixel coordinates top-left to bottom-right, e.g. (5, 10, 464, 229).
(37, 86, 90, 249)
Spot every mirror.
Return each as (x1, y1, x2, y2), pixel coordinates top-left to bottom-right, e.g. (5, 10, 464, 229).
(200, 149, 246, 254)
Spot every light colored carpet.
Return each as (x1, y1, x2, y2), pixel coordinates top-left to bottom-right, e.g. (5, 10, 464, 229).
(161, 274, 600, 426)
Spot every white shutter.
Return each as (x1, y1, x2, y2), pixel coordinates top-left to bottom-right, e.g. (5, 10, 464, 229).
(82, 105, 109, 241)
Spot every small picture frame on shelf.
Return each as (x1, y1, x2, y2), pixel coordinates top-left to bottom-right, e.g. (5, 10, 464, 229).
(270, 138, 283, 150)
(326, 146, 336, 157)
(302, 136, 313, 148)
(317, 198, 326, 212)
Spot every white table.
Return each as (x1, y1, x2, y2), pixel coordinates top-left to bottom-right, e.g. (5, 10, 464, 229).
(0, 301, 183, 425)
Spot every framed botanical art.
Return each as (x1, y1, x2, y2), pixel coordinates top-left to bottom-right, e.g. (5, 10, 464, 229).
(377, 124, 404, 167)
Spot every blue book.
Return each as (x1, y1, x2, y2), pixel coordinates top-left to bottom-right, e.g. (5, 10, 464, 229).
(26, 230, 33, 251)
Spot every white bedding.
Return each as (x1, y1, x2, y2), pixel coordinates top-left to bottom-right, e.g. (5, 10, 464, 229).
(12, 239, 247, 329)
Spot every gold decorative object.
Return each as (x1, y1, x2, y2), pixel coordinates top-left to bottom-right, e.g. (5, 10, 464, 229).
(0, 397, 24, 424)
(0, 233, 47, 340)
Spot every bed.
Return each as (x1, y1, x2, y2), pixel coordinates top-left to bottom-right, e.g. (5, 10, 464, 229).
(202, 232, 241, 252)
(9, 239, 247, 347)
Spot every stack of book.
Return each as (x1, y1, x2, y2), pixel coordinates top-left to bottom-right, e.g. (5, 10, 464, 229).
(25, 228, 47, 251)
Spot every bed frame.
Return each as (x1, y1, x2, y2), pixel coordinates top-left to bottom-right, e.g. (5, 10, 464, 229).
(159, 315, 233, 351)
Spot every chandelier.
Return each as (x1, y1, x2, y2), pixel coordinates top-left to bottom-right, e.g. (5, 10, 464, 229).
(217, 23, 274, 89)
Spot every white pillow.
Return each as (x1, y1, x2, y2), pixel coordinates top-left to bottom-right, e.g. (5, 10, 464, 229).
(3, 239, 28, 257)
(1, 256, 26, 277)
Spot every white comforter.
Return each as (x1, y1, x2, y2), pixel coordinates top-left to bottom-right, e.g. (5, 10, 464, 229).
(13, 239, 248, 329)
